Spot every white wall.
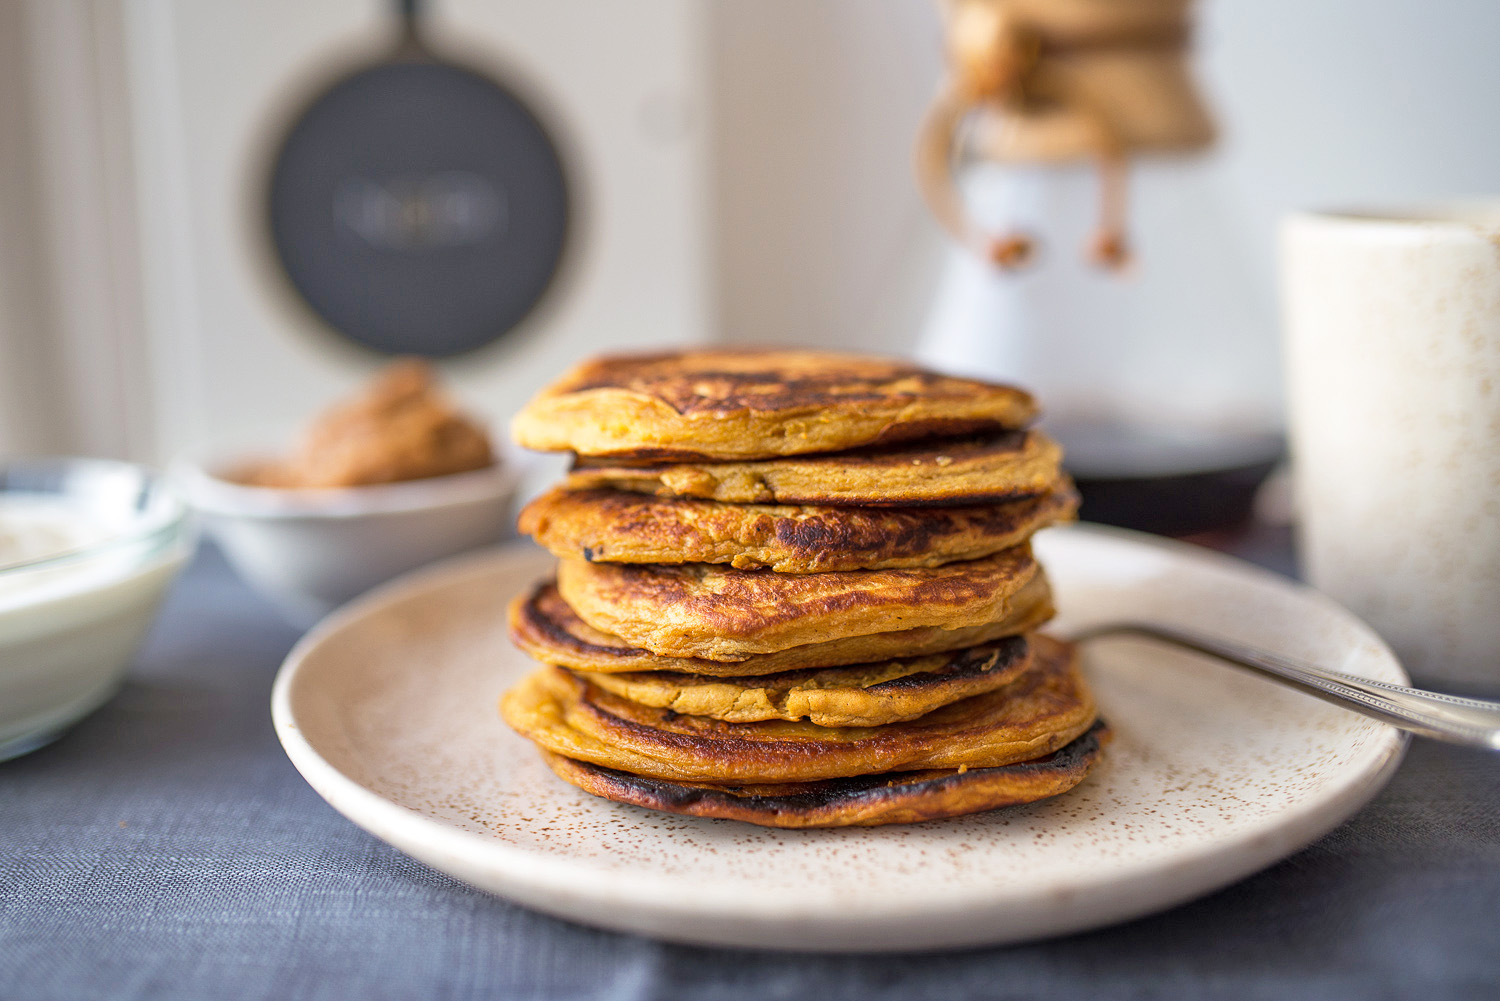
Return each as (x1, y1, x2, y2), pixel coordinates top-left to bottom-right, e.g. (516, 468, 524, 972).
(1205, 0, 1500, 289)
(709, 0, 946, 356)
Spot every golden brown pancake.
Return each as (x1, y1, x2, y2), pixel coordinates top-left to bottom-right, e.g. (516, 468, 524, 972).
(541, 721, 1107, 828)
(566, 430, 1062, 507)
(519, 483, 1077, 572)
(509, 576, 1056, 676)
(511, 349, 1037, 461)
(501, 634, 1096, 783)
(555, 546, 1037, 661)
(579, 636, 1034, 727)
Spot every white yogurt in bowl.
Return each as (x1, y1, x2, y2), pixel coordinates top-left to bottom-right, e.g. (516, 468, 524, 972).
(0, 498, 112, 565)
(0, 459, 193, 760)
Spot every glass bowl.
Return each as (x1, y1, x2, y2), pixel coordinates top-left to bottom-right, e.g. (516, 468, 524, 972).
(0, 458, 193, 760)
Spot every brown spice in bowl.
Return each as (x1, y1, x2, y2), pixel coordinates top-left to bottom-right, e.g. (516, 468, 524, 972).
(238, 360, 494, 488)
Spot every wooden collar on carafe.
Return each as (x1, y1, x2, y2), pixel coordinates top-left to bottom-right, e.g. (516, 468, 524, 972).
(916, 0, 1211, 272)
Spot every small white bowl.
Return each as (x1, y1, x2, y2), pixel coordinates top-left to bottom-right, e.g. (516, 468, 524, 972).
(175, 461, 518, 627)
(0, 458, 193, 760)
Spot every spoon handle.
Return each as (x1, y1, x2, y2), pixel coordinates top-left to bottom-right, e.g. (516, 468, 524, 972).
(1071, 622, 1500, 750)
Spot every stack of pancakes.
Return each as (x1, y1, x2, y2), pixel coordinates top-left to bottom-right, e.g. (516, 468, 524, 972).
(501, 350, 1105, 828)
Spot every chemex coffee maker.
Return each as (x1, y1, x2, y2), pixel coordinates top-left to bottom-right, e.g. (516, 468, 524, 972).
(914, 0, 1281, 536)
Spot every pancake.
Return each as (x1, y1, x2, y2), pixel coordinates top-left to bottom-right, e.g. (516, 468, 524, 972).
(555, 546, 1037, 661)
(501, 634, 1096, 783)
(511, 349, 1037, 461)
(519, 482, 1077, 572)
(566, 430, 1062, 507)
(540, 721, 1107, 827)
(509, 575, 1056, 676)
(579, 636, 1035, 727)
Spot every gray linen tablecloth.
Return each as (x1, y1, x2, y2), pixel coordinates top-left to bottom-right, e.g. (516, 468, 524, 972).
(2, 542, 1497, 1001)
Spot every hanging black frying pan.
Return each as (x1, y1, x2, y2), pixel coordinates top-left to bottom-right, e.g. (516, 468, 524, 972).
(265, 0, 569, 358)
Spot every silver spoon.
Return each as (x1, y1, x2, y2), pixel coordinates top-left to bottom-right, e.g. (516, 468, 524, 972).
(1069, 621, 1500, 749)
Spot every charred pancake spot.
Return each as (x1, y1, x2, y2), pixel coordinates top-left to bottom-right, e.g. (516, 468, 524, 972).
(864, 417, 1010, 446)
(867, 638, 1027, 693)
(825, 430, 1029, 467)
(511, 581, 656, 660)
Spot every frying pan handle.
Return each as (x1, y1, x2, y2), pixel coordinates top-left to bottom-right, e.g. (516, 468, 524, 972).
(394, 0, 423, 50)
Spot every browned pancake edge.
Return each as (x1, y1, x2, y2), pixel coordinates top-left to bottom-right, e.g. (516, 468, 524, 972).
(519, 482, 1078, 572)
(511, 349, 1038, 460)
(500, 634, 1098, 782)
(564, 430, 1064, 507)
(578, 635, 1034, 727)
(539, 721, 1108, 828)
(507, 574, 1056, 675)
(554, 546, 1038, 660)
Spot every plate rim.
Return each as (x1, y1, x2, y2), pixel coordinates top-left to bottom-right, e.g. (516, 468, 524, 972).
(271, 524, 1409, 950)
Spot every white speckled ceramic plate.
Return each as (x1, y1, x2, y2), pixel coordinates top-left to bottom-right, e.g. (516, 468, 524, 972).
(271, 524, 1407, 952)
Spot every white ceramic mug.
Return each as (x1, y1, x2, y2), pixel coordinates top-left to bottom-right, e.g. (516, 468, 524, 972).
(1281, 203, 1500, 687)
